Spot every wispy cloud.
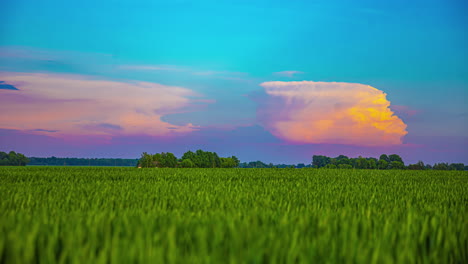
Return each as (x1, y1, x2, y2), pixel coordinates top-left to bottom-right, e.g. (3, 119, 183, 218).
(273, 71, 304, 77)
(0, 46, 250, 83)
(0, 81, 19, 90)
(120, 64, 248, 81)
(0, 72, 206, 138)
(256, 81, 408, 146)
(30, 129, 59, 133)
(118, 64, 186, 72)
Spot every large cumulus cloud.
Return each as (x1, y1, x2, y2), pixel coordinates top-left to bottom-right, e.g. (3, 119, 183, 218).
(0, 72, 202, 139)
(257, 81, 407, 146)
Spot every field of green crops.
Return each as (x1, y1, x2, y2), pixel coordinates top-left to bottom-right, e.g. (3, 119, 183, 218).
(1, 167, 467, 263)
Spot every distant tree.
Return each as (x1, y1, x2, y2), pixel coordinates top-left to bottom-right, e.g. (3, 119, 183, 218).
(180, 159, 195, 168)
(335, 155, 351, 166)
(448, 163, 465, 171)
(188, 149, 221, 168)
(138, 152, 155, 168)
(220, 157, 237, 168)
(247, 161, 269, 168)
(338, 164, 353, 169)
(0, 152, 8, 166)
(355, 156, 369, 169)
(425, 164, 433, 170)
(408, 161, 425, 170)
(17, 153, 29, 166)
(389, 161, 405, 170)
(159, 152, 178, 168)
(8, 151, 19, 166)
(181, 151, 196, 161)
(296, 163, 305, 169)
(0, 151, 29, 166)
(389, 154, 404, 165)
(379, 154, 390, 163)
(312, 155, 331, 168)
(230, 156, 240, 167)
(324, 164, 337, 169)
(367, 158, 377, 169)
(433, 163, 449, 170)
(378, 159, 389, 170)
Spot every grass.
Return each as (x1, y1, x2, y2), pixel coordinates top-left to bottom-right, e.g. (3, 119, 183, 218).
(0, 167, 467, 263)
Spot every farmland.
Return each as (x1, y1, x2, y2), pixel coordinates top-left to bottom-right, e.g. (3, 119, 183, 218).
(1, 167, 467, 263)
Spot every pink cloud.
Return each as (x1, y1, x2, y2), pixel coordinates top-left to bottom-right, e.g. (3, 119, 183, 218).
(257, 81, 408, 146)
(0, 72, 203, 138)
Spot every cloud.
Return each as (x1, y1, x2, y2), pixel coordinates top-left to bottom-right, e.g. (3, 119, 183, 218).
(120, 64, 248, 81)
(0, 72, 203, 138)
(273, 71, 304, 77)
(31, 129, 59, 133)
(256, 81, 407, 146)
(0, 81, 19, 90)
(119, 65, 186, 72)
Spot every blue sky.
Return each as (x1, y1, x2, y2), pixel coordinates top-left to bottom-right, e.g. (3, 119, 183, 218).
(1, 0, 467, 164)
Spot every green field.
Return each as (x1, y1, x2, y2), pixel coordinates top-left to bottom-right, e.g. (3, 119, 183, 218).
(1, 167, 467, 263)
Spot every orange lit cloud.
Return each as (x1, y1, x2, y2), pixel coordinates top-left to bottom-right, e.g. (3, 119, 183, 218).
(0, 72, 202, 137)
(258, 81, 408, 146)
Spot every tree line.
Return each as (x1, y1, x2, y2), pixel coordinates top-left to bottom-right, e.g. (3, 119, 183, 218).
(28, 157, 139, 167)
(0, 151, 29, 166)
(137, 150, 240, 168)
(1, 150, 466, 170)
(312, 154, 465, 170)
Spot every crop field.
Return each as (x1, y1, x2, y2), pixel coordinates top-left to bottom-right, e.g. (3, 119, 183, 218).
(0, 167, 467, 263)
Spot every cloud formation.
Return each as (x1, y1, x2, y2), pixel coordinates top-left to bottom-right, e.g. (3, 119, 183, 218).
(0, 81, 18, 90)
(273, 71, 304, 77)
(0, 72, 202, 139)
(257, 81, 407, 146)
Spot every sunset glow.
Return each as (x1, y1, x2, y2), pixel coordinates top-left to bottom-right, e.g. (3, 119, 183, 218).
(0, 73, 200, 137)
(258, 81, 407, 146)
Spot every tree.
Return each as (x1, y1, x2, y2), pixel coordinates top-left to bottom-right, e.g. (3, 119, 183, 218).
(379, 154, 390, 163)
(389, 154, 404, 165)
(408, 161, 425, 170)
(449, 163, 465, 171)
(296, 163, 305, 169)
(0, 151, 29, 166)
(181, 151, 196, 162)
(230, 156, 240, 167)
(378, 159, 388, 170)
(338, 164, 353, 169)
(180, 159, 195, 168)
(185, 149, 221, 168)
(159, 152, 178, 168)
(335, 155, 351, 166)
(389, 161, 405, 170)
(355, 156, 369, 169)
(8, 151, 19, 166)
(433, 163, 449, 170)
(368, 159, 377, 169)
(312, 155, 330, 168)
(220, 157, 237, 168)
(138, 152, 155, 168)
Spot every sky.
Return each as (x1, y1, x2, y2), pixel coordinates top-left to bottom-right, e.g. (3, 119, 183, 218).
(0, 0, 467, 164)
